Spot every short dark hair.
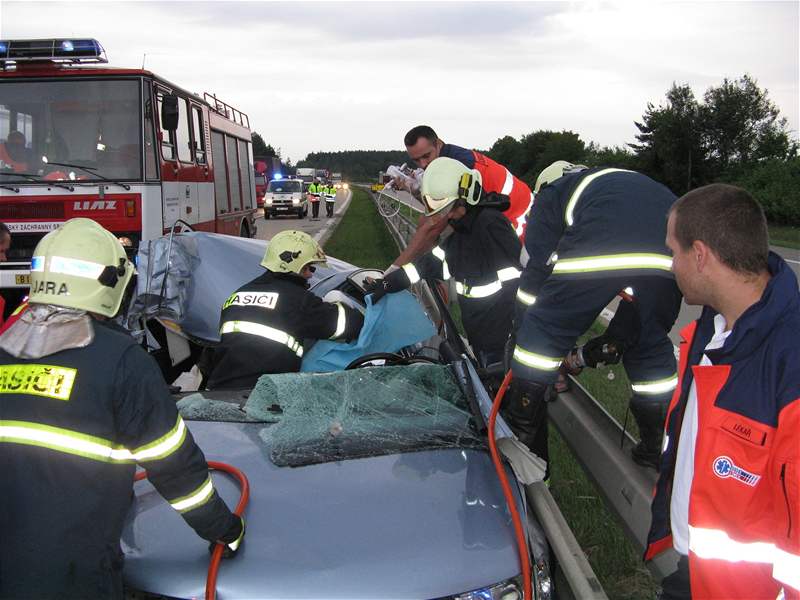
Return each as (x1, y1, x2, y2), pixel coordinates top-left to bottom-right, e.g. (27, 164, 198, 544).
(404, 125, 438, 147)
(671, 183, 769, 274)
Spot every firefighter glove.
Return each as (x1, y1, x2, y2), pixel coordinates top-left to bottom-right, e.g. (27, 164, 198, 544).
(211, 516, 245, 559)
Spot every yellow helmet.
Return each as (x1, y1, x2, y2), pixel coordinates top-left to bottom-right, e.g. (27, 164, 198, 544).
(261, 230, 328, 274)
(420, 157, 482, 215)
(29, 218, 135, 317)
(534, 160, 588, 194)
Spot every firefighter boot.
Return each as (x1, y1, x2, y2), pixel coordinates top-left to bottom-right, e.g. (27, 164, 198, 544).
(629, 397, 667, 470)
(502, 380, 550, 467)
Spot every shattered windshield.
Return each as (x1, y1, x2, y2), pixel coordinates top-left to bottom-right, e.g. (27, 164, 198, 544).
(177, 364, 484, 467)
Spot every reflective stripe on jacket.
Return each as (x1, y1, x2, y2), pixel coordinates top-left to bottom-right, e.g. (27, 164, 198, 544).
(0, 320, 236, 599)
(439, 144, 533, 240)
(645, 254, 800, 599)
(517, 168, 676, 307)
(207, 270, 364, 389)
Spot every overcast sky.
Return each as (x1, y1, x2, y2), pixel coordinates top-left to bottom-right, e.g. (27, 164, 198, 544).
(2, 1, 798, 163)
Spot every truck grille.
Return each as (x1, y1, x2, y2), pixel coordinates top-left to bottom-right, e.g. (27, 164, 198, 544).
(0, 202, 65, 220)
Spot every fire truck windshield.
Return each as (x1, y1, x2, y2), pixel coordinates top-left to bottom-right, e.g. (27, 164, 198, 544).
(0, 78, 142, 182)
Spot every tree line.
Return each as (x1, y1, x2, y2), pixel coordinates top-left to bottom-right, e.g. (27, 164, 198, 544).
(264, 75, 800, 225)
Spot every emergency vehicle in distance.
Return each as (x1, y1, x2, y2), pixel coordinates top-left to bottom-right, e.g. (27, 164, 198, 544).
(0, 38, 258, 290)
(253, 156, 281, 207)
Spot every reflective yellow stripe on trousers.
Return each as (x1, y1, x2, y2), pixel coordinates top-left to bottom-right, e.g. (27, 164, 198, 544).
(631, 375, 678, 395)
(220, 320, 303, 357)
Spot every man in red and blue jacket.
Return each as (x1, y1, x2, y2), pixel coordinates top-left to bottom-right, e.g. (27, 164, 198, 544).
(646, 184, 799, 600)
(390, 125, 534, 268)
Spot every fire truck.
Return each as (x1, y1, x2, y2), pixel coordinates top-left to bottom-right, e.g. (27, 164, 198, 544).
(0, 38, 258, 290)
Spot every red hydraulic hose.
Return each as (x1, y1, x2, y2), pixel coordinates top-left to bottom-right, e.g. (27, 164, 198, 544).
(488, 370, 532, 600)
(134, 460, 250, 600)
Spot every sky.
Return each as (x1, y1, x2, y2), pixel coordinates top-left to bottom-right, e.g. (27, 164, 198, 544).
(1, 1, 798, 164)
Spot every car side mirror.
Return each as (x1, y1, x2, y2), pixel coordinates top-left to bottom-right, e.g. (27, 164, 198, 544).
(161, 94, 179, 131)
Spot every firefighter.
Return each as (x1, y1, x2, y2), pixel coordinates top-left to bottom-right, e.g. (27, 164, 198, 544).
(324, 183, 336, 217)
(307, 180, 321, 220)
(0, 218, 243, 600)
(370, 157, 521, 368)
(206, 230, 364, 389)
(511, 162, 682, 469)
(0, 130, 29, 173)
(391, 125, 534, 268)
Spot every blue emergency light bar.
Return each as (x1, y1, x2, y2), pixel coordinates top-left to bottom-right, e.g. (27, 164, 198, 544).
(0, 38, 107, 65)
(274, 173, 283, 180)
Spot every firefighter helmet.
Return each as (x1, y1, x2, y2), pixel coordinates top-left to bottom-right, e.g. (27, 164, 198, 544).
(420, 157, 482, 215)
(534, 160, 589, 194)
(261, 230, 328, 275)
(29, 218, 135, 317)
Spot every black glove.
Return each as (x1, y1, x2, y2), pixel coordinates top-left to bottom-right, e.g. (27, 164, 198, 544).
(581, 334, 623, 368)
(364, 278, 389, 303)
(210, 516, 244, 559)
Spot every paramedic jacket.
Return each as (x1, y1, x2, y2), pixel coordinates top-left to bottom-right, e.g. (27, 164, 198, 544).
(207, 270, 364, 389)
(516, 167, 676, 309)
(387, 205, 521, 354)
(645, 253, 800, 599)
(0, 320, 238, 600)
(439, 144, 533, 238)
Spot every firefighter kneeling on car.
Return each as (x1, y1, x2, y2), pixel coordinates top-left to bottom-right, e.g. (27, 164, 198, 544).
(0, 218, 244, 600)
(206, 230, 364, 390)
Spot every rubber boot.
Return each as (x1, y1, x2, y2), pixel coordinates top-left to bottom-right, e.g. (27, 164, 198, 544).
(629, 397, 667, 470)
(502, 380, 550, 467)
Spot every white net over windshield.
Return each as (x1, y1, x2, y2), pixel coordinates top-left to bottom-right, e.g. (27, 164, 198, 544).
(245, 364, 484, 467)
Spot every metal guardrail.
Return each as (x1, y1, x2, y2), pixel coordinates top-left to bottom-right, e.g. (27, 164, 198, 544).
(368, 188, 608, 600)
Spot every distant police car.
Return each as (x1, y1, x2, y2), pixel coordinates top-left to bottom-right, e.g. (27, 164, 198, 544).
(263, 177, 307, 219)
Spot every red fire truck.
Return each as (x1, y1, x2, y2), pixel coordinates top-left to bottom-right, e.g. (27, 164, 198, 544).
(0, 38, 258, 289)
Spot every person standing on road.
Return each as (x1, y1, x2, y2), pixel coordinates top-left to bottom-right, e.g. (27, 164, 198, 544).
(324, 182, 336, 218)
(308, 180, 321, 220)
(0, 218, 244, 600)
(206, 230, 364, 389)
(390, 125, 535, 267)
(645, 184, 799, 600)
(511, 161, 682, 469)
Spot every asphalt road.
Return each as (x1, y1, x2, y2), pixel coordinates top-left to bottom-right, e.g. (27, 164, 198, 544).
(254, 190, 352, 245)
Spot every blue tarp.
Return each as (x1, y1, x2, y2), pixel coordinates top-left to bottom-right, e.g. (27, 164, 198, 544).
(301, 291, 436, 372)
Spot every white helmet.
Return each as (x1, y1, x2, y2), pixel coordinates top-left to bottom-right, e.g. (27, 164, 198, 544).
(420, 157, 482, 215)
(534, 160, 588, 194)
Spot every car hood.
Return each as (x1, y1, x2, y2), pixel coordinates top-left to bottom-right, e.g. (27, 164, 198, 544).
(122, 420, 521, 599)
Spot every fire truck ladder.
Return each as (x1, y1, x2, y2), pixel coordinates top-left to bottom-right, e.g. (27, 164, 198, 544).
(203, 92, 250, 128)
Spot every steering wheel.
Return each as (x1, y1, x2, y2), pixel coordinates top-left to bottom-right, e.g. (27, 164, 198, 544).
(344, 352, 441, 370)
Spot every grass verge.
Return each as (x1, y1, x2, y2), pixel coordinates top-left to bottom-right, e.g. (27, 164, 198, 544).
(768, 224, 800, 250)
(323, 188, 399, 267)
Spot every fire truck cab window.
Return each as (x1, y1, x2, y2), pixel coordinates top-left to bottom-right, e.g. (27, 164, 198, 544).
(211, 130, 229, 213)
(176, 98, 192, 163)
(225, 135, 242, 211)
(192, 106, 206, 164)
(0, 79, 143, 180)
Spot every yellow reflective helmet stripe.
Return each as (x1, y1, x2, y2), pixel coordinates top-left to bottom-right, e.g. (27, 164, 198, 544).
(552, 253, 673, 274)
(31, 255, 107, 280)
(631, 375, 678, 395)
(402, 263, 421, 285)
(330, 303, 347, 339)
(512, 346, 563, 371)
(169, 475, 215, 513)
(516, 289, 537, 306)
(0, 364, 77, 401)
(564, 168, 632, 226)
(131, 415, 187, 462)
(0, 420, 134, 463)
(220, 320, 303, 357)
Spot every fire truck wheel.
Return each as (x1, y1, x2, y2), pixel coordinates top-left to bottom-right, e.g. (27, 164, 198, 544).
(240, 222, 250, 238)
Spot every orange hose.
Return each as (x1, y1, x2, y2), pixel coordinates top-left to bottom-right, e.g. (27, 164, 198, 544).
(134, 461, 250, 600)
(488, 370, 532, 600)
